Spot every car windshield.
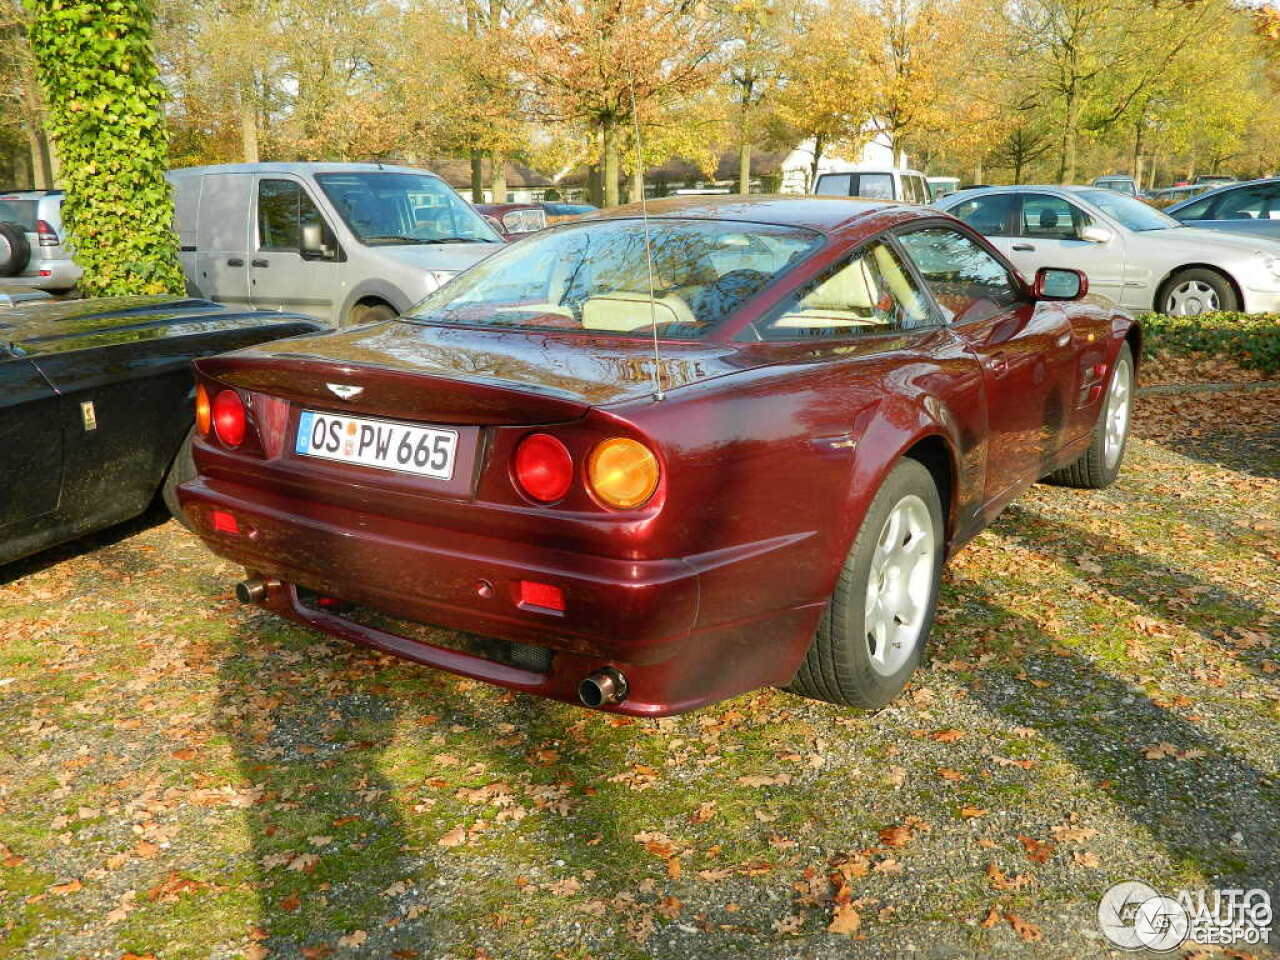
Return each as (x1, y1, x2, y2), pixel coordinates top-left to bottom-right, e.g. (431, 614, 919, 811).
(402, 218, 823, 339)
(315, 172, 499, 245)
(1078, 189, 1179, 231)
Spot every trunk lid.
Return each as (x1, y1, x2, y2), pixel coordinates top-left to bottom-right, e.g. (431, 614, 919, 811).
(200, 320, 745, 424)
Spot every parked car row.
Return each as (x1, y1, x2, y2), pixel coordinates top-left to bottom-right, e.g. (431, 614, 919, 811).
(2, 190, 1139, 718)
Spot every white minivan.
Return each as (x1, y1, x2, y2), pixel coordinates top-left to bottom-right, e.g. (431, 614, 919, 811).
(167, 162, 503, 326)
(812, 168, 933, 205)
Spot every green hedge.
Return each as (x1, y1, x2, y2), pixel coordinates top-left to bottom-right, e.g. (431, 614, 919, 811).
(27, 0, 184, 296)
(1141, 312, 1280, 377)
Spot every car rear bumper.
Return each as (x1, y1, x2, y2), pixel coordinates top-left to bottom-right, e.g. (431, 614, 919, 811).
(178, 476, 819, 715)
(10, 259, 81, 291)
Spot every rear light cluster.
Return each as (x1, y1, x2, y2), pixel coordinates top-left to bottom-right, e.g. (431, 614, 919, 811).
(196, 382, 247, 448)
(35, 219, 58, 247)
(511, 432, 660, 510)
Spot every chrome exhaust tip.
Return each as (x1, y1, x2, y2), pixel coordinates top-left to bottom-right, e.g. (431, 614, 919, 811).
(578, 667, 628, 708)
(235, 578, 268, 605)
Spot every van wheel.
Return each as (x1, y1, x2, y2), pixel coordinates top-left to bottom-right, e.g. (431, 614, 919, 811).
(0, 222, 30, 276)
(789, 458, 944, 709)
(349, 302, 397, 326)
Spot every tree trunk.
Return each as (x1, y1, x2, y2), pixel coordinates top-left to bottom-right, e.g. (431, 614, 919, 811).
(25, 123, 51, 190)
(587, 164, 601, 207)
(602, 118, 620, 207)
(239, 92, 259, 163)
(973, 159, 984, 184)
(470, 150, 484, 202)
(738, 142, 751, 195)
(808, 134, 826, 192)
(1057, 93, 1078, 184)
(47, 135, 61, 186)
(490, 153, 507, 204)
(631, 156, 644, 205)
(13, 140, 31, 190)
(1013, 156, 1024, 185)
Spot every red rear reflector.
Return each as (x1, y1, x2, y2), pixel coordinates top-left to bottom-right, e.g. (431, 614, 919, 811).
(212, 510, 239, 534)
(518, 580, 564, 612)
(38, 269, 51, 277)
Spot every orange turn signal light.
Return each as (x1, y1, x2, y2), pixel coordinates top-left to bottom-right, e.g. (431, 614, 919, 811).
(587, 437, 659, 509)
(195, 383, 211, 436)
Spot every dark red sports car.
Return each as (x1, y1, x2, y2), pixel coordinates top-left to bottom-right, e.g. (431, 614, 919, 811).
(180, 196, 1138, 716)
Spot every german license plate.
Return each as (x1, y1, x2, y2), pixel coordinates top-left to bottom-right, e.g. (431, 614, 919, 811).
(295, 410, 457, 479)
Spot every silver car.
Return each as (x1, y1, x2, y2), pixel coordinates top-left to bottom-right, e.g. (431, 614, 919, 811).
(1164, 178, 1280, 240)
(0, 190, 82, 292)
(167, 163, 503, 326)
(938, 185, 1280, 315)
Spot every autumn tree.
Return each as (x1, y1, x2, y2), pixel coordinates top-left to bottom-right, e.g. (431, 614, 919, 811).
(773, 0, 876, 189)
(718, 0, 787, 194)
(520, 0, 723, 206)
(0, 1, 54, 187)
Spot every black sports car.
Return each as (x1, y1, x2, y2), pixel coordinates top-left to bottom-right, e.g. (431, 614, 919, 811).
(1, 295, 323, 566)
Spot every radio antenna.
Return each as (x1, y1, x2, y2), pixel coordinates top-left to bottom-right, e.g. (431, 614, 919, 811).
(627, 75, 665, 401)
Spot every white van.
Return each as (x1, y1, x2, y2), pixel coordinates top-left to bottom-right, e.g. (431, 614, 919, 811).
(812, 168, 933, 205)
(167, 162, 503, 326)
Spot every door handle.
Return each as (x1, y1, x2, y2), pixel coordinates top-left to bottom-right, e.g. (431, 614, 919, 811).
(251, 258, 269, 268)
(226, 257, 244, 267)
(990, 352, 1009, 377)
(1012, 243, 1036, 252)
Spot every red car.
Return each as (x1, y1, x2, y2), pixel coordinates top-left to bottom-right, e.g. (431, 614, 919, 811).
(180, 196, 1138, 716)
(473, 202, 548, 241)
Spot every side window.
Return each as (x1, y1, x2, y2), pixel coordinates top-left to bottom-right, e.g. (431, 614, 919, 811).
(910, 177, 929, 204)
(897, 227, 1020, 325)
(815, 173, 852, 196)
(757, 240, 934, 339)
(1172, 194, 1214, 220)
(1214, 187, 1271, 221)
(257, 179, 325, 251)
(856, 174, 894, 200)
(1019, 194, 1081, 239)
(947, 193, 1016, 237)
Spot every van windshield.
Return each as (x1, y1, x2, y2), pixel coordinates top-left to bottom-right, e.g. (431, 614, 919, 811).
(402, 218, 823, 340)
(315, 172, 500, 246)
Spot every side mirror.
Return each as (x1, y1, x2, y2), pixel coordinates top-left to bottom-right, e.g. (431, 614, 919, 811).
(1079, 224, 1114, 244)
(300, 222, 333, 260)
(1034, 267, 1088, 301)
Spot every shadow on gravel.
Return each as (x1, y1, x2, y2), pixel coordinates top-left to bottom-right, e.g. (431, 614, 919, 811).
(945, 579, 1280, 915)
(1146, 427, 1280, 481)
(219, 616, 418, 958)
(998, 504, 1279, 681)
(0, 507, 168, 587)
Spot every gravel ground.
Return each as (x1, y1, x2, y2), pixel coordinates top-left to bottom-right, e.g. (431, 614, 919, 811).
(0, 383, 1277, 960)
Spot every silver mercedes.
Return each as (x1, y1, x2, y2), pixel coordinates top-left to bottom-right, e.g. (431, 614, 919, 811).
(937, 185, 1280, 316)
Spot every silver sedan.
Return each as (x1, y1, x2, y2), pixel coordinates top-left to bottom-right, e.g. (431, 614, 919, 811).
(937, 185, 1280, 315)
(1164, 178, 1280, 240)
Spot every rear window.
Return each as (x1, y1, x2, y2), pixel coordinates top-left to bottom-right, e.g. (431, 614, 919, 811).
(0, 197, 38, 231)
(403, 219, 823, 339)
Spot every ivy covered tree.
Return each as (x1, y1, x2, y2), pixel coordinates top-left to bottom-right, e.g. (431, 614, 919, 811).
(27, 0, 183, 295)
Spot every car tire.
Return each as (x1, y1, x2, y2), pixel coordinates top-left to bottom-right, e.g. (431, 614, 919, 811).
(349, 302, 397, 326)
(790, 458, 944, 709)
(1159, 268, 1238, 316)
(0, 222, 31, 277)
(1045, 343, 1133, 489)
(161, 427, 196, 530)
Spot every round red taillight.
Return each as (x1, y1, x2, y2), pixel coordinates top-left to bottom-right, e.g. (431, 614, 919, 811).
(513, 433, 573, 503)
(212, 389, 246, 448)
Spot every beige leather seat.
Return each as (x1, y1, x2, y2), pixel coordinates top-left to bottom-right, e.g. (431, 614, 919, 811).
(775, 256, 880, 329)
(581, 291, 696, 332)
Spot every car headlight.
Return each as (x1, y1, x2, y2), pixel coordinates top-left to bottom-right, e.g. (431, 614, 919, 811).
(424, 269, 457, 293)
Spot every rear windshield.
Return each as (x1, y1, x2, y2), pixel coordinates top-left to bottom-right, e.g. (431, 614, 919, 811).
(0, 197, 38, 231)
(402, 219, 823, 339)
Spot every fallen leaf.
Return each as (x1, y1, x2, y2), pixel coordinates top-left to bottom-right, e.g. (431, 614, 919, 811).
(959, 805, 988, 819)
(337, 929, 367, 948)
(1006, 913, 1043, 942)
(50, 878, 82, 896)
(437, 825, 468, 848)
(980, 906, 1000, 928)
(828, 903, 861, 935)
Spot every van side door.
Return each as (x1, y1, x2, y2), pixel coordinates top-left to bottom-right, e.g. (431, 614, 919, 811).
(192, 173, 253, 306)
(250, 176, 342, 324)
